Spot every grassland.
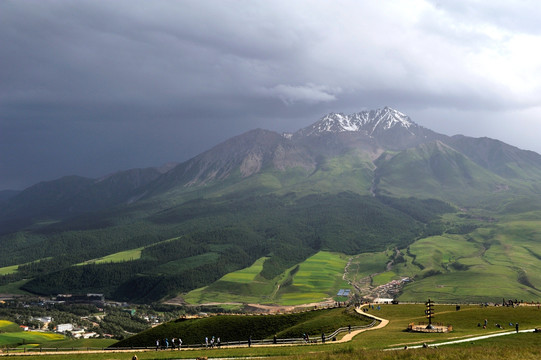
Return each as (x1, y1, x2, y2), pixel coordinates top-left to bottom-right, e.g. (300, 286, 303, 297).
(279, 252, 350, 305)
(185, 212, 541, 306)
(2, 305, 541, 360)
(77, 247, 143, 265)
(0, 279, 32, 295)
(184, 251, 350, 305)
(0, 264, 19, 276)
(0, 257, 54, 275)
(0, 321, 65, 348)
(397, 217, 541, 302)
(114, 306, 373, 348)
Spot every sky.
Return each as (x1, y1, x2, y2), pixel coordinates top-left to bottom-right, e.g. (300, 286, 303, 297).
(2, 0, 541, 190)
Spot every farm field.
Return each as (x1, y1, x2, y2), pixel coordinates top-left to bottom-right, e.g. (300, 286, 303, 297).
(184, 251, 350, 306)
(0, 321, 64, 348)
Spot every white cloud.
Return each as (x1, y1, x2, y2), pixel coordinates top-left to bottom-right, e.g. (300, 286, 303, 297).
(260, 84, 341, 104)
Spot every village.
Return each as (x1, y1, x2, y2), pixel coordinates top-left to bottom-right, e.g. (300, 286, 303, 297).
(0, 293, 191, 340)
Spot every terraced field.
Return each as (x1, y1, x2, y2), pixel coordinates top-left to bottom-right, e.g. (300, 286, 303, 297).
(184, 251, 350, 305)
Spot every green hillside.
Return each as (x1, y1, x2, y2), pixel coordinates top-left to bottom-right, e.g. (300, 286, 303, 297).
(344, 212, 541, 303)
(3, 122, 541, 305)
(113, 306, 372, 348)
(0, 192, 450, 302)
(375, 142, 509, 204)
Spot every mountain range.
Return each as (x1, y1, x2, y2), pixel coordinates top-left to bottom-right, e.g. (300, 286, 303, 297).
(2, 107, 541, 303)
(3, 107, 540, 224)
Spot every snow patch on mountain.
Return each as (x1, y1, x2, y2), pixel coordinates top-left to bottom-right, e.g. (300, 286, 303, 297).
(297, 107, 416, 137)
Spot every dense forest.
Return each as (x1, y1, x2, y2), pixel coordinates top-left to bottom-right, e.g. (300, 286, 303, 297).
(1, 192, 454, 302)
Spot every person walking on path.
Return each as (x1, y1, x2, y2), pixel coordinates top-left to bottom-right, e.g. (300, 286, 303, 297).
(516, 323, 519, 333)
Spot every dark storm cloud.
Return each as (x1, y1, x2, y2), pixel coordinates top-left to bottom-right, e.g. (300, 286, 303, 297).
(2, 0, 541, 189)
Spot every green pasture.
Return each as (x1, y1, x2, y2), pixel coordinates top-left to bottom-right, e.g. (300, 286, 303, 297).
(0, 264, 19, 275)
(346, 252, 389, 282)
(150, 252, 220, 275)
(220, 257, 269, 283)
(0, 321, 115, 350)
(371, 271, 397, 286)
(184, 251, 350, 305)
(0, 257, 54, 276)
(397, 218, 541, 302)
(279, 252, 350, 305)
(0, 320, 21, 332)
(0, 330, 64, 347)
(2, 305, 541, 360)
(353, 304, 541, 350)
(40, 338, 118, 349)
(77, 247, 143, 265)
(0, 279, 32, 295)
(183, 256, 276, 304)
(408, 234, 481, 272)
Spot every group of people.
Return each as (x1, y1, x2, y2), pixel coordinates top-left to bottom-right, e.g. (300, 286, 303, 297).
(155, 337, 182, 350)
(477, 319, 519, 332)
(205, 335, 221, 348)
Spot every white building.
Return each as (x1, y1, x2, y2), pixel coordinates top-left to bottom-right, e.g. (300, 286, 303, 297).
(56, 323, 74, 333)
(373, 298, 394, 304)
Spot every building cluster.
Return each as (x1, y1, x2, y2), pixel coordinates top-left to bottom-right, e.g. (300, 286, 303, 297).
(371, 277, 410, 299)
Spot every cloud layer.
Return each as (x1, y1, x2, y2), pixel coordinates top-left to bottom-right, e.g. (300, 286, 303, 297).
(2, 0, 541, 189)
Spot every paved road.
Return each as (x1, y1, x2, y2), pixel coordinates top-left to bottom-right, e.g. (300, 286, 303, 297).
(385, 329, 537, 351)
(338, 305, 388, 342)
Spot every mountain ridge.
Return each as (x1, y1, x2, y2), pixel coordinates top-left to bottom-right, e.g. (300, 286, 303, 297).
(3, 106, 541, 228)
(3, 107, 541, 303)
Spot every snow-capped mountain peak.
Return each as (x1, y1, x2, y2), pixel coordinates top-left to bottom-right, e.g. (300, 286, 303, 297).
(296, 107, 416, 137)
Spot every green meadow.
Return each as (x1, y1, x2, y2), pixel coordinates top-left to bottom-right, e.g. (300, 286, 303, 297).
(184, 251, 350, 305)
(279, 251, 350, 305)
(2, 305, 541, 360)
(0, 264, 18, 275)
(184, 213, 541, 306)
(0, 279, 32, 295)
(0, 321, 65, 348)
(398, 218, 541, 302)
(77, 247, 143, 265)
